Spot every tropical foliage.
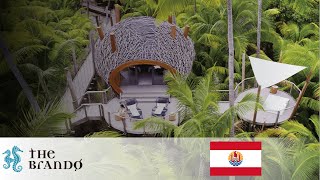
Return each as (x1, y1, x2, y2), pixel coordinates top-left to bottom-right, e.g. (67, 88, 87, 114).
(0, 0, 92, 136)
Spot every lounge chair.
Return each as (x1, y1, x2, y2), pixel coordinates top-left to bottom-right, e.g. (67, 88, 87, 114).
(124, 98, 143, 119)
(152, 97, 170, 117)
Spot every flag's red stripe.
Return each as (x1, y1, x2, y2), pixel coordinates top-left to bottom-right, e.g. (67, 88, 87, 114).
(210, 167, 261, 176)
(210, 142, 261, 150)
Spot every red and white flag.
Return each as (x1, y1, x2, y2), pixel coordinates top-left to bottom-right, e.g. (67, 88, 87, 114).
(210, 141, 262, 176)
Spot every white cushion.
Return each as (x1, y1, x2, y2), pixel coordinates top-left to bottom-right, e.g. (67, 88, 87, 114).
(263, 95, 289, 115)
(127, 105, 140, 116)
(154, 103, 166, 115)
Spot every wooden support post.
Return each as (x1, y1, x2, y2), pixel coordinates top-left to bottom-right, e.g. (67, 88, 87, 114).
(110, 32, 117, 52)
(97, 27, 104, 40)
(172, 15, 176, 24)
(170, 25, 176, 39)
(115, 4, 121, 23)
(290, 71, 312, 119)
(252, 85, 261, 131)
(109, 16, 113, 26)
(151, 67, 155, 85)
(135, 67, 138, 85)
(168, 15, 172, 24)
(241, 53, 246, 92)
(183, 25, 190, 38)
(65, 68, 79, 109)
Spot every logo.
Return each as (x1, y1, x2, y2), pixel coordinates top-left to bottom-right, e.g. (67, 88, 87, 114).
(3, 146, 23, 172)
(228, 151, 243, 166)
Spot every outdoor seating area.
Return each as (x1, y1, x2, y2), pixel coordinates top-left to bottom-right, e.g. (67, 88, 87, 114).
(233, 57, 304, 126)
(105, 97, 180, 134)
(235, 85, 298, 126)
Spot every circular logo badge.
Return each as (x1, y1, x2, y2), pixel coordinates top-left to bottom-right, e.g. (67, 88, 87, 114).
(228, 151, 243, 166)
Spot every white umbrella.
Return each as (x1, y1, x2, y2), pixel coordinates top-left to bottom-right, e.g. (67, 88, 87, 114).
(249, 57, 306, 89)
(248, 57, 306, 128)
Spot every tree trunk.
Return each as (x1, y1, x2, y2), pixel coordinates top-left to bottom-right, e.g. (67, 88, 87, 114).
(0, 39, 41, 113)
(256, 0, 262, 58)
(290, 70, 312, 119)
(194, 0, 197, 13)
(227, 0, 235, 137)
(252, 0, 263, 126)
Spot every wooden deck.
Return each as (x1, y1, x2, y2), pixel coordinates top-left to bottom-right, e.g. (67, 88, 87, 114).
(103, 98, 180, 134)
(70, 85, 236, 134)
(235, 87, 296, 126)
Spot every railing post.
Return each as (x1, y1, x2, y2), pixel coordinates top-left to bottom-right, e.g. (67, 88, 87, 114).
(88, 93, 91, 103)
(98, 104, 102, 117)
(274, 111, 280, 127)
(65, 119, 71, 134)
(84, 106, 88, 119)
(107, 111, 111, 127)
(65, 68, 79, 109)
(289, 84, 293, 95)
(102, 91, 106, 104)
(122, 119, 127, 135)
(178, 110, 181, 125)
(115, 4, 121, 23)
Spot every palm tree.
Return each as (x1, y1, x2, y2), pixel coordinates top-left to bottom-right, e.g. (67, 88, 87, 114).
(237, 119, 319, 180)
(121, 0, 194, 20)
(252, 0, 263, 129)
(0, 39, 41, 113)
(278, 22, 319, 43)
(256, 138, 319, 180)
(256, 0, 262, 58)
(280, 40, 319, 118)
(226, 0, 235, 137)
(7, 100, 73, 137)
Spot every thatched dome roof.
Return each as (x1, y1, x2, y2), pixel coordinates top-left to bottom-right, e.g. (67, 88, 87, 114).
(94, 16, 195, 83)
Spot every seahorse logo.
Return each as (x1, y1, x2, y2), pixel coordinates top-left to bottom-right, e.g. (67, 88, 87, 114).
(3, 146, 23, 172)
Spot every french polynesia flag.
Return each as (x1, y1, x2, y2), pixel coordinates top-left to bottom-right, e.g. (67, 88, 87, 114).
(210, 141, 262, 176)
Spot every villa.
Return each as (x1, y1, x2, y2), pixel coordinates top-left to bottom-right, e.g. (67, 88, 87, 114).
(61, 4, 304, 136)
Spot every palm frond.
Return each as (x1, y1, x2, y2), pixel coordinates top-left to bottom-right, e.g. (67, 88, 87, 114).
(280, 121, 318, 143)
(85, 131, 122, 137)
(133, 117, 177, 137)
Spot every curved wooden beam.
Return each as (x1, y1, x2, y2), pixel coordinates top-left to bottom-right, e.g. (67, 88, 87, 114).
(109, 60, 176, 94)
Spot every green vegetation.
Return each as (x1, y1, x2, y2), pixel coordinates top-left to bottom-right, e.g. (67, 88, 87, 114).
(0, 0, 318, 178)
(120, 0, 319, 139)
(0, 0, 92, 136)
(0, 0, 318, 153)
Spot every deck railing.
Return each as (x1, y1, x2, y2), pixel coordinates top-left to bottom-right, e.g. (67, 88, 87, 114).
(104, 101, 184, 135)
(234, 77, 301, 99)
(234, 77, 301, 126)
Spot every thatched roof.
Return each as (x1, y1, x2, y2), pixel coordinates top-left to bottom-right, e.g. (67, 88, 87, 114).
(94, 16, 195, 83)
